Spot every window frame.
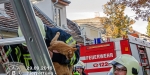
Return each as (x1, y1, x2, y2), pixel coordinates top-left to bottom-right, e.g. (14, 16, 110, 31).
(54, 6, 62, 27)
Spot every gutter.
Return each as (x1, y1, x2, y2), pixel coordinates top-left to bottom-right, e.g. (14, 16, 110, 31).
(62, 0, 71, 4)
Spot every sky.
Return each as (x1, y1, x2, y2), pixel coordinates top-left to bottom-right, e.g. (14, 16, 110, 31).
(66, 0, 148, 34)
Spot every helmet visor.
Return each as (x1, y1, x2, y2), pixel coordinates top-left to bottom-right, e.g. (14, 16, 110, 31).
(109, 61, 124, 66)
(109, 60, 117, 65)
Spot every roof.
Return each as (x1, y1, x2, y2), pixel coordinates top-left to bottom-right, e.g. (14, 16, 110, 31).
(0, 2, 83, 43)
(67, 19, 83, 42)
(132, 30, 150, 38)
(73, 17, 107, 28)
(2, 2, 55, 33)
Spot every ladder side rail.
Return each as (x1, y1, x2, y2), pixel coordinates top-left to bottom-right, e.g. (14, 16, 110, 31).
(129, 43, 144, 75)
(145, 47, 150, 66)
(0, 37, 25, 45)
(0, 0, 9, 4)
(9, 0, 56, 74)
(143, 47, 150, 75)
(128, 35, 150, 47)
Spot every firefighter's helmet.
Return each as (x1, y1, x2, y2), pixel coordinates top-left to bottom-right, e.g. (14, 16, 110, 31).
(18, 16, 45, 38)
(74, 60, 85, 69)
(109, 54, 140, 75)
(18, 16, 45, 46)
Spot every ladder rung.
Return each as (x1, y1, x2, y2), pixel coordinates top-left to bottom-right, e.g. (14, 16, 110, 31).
(0, 0, 9, 4)
(140, 52, 145, 54)
(145, 68, 150, 69)
(141, 63, 148, 66)
(141, 58, 147, 59)
(0, 37, 25, 45)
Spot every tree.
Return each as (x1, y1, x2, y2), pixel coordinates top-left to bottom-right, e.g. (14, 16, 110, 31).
(147, 20, 150, 36)
(110, 0, 150, 21)
(101, 2, 135, 38)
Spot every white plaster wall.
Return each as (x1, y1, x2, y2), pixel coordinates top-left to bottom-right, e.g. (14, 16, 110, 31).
(35, 0, 54, 20)
(80, 25, 100, 40)
(35, 0, 67, 27)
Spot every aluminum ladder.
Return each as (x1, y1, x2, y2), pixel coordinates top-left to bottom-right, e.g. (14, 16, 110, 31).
(0, 0, 56, 75)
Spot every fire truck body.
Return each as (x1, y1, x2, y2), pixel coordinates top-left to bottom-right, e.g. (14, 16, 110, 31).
(80, 35, 150, 75)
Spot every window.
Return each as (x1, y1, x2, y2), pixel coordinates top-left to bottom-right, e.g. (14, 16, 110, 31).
(54, 7, 62, 26)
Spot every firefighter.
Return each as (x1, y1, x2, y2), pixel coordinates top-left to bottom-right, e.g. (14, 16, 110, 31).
(3, 16, 47, 71)
(73, 60, 86, 75)
(108, 54, 140, 75)
(17, 16, 80, 71)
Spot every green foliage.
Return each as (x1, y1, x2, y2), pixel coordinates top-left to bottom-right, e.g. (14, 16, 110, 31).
(147, 21, 150, 36)
(102, 2, 135, 38)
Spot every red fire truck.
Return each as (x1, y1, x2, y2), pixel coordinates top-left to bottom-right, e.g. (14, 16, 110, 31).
(80, 35, 150, 75)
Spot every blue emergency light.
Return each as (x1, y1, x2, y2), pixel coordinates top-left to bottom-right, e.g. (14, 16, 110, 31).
(94, 38, 101, 44)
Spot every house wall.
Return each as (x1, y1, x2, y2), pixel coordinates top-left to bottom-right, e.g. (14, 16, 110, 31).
(80, 24, 100, 40)
(35, 0, 67, 27)
(35, 0, 54, 20)
(90, 29, 99, 39)
(0, 31, 18, 38)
